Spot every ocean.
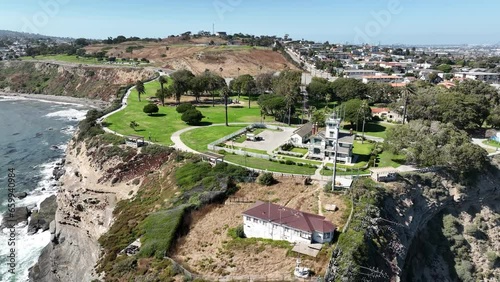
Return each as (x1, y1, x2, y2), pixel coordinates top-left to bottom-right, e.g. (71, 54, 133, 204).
(0, 96, 88, 282)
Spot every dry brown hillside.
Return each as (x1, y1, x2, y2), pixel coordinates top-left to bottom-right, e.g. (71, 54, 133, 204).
(85, 41, 297, 77)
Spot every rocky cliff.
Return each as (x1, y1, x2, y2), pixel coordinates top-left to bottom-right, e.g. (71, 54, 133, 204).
(327, 161, 500, 282)
(28, 138, 140, 282)
(0, 61, 155, 100)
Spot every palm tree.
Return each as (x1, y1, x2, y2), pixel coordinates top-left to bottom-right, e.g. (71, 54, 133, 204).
(401, 84, 415, 124)
(136, 80, 145, 102)
(221, 86, 230, 126)
(158, 76, 167, 106)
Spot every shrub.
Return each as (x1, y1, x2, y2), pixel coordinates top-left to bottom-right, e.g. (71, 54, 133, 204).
(228, 224, 246, 239)
(258, 172, 276, 186)
(143, 103, 159, 115)
(181, 109, 204, 125)
(297, 162, 304, 166)
(285, 160, 295, 165)
(176, 103, 195, 113)
(142, 144, 173, 156)
(281, 143, 294, 151)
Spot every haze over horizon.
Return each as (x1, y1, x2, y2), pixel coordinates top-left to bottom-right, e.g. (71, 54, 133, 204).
(1, 0, 499, 45)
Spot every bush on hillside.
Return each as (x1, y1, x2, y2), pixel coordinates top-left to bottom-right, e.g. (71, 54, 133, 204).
(258, 172, 276, 186)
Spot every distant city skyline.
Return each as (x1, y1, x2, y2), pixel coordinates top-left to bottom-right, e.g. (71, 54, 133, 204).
(1, 0, 499, 45)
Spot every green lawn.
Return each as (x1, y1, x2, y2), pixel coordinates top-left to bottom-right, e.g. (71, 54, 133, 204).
(291, 147, 308, 155)
(352, 141, 375, 155)
(105, 78, 264, 146)
(320, 168, 370, 176)
(343, 121, 396, 139)
(483, 139, 500, 148)
(377, 151, 406, 168)
(180, 125, 246, 152)
(224, 155, 317, 175)
(280, 156, 322, 166)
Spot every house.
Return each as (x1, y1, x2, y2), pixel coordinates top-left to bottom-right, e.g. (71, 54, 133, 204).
(308, 113, 354, 164)
(242, 201, 336, 244)
(289, 122, 314, 145)
(371, 107, 404, 123)
(215, 31, 227, 37)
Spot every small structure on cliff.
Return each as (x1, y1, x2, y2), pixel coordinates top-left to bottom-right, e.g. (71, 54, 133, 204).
(126, 135, 145, 148)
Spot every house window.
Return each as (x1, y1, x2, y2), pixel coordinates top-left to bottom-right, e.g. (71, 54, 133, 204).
(245, 216, 251, 221)
(253, 218, 258, 223)
(325, 232, 331, 239)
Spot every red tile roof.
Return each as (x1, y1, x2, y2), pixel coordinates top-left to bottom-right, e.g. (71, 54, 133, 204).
(243, 202, 336, 233)
(371, 107, 390, 114)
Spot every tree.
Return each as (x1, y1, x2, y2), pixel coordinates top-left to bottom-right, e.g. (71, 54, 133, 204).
(221, 86, 230, 126)
(143, 103, 159, 116)
(136, 80, 145, 102)
(158, 76, 168, 106)
(255, 72, 274, 94)
(306, 77, 334, 103)
(437, 64, 452, 73)
(155, 85, 172, 106)
(385, 121, 488, 178)
(203, 71, 226, 107)
(230, 74, 257, 108)
(258, 94, 288, 121)
(170, 70, 195, 104)
(401, 84, 415, 124)
(330, 78, 368, 101)
(273, 70, 302, 125)
(181, 109, 204, 125)
(258, 172, 276, 186)
(129, 121, 139, 131)
(342, 99, 371, 126)
(190, 75, 207, 102)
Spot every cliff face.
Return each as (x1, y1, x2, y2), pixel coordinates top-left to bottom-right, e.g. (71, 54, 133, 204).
(0, 61, 155, 100)
(357, 166, 499, 281)
(28, 139, 139, 282)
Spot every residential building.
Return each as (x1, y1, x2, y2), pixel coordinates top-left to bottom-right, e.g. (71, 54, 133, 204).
(242, 201, 336, 244)
(343, 69, 376, 78)
(308, 113, 354, 164)
(371, 108, 403, 123)
(454, 72, 500, 83)
(362, 75, 404, 84)
(289, 122, 314, 145)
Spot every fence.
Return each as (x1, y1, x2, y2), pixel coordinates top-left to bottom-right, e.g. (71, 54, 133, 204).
(212, 145, 271, 160)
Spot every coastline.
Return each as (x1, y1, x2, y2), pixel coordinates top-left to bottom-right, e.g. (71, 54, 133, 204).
(0, 92, 110, 110)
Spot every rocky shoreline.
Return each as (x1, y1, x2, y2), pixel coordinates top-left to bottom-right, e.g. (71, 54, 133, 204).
(27, 137, 137, 282)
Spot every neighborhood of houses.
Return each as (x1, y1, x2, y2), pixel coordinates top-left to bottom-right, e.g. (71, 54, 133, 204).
(286, 42, 500, 89)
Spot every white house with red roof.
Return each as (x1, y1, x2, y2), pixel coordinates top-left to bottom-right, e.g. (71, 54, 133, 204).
(242, 201, 336, 244)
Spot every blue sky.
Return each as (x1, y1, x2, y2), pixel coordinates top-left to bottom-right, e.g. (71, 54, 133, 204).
(1, 0, 499, 45)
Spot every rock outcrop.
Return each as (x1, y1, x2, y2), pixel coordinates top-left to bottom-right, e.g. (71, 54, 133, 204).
(28, 140, 138, 282)
(28, 195, 57, 235)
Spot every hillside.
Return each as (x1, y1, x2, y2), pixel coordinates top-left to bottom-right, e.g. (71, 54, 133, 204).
(85, 42, 297, 77)
(0, 61, 155, 100)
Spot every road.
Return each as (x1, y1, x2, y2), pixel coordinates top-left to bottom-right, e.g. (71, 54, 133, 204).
(285, 48, 337, 83)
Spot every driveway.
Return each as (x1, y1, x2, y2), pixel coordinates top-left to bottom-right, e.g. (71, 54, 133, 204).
(239, 127, 295, 153)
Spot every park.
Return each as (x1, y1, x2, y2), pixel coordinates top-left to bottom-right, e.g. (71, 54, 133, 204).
(103, 71, 405, 177)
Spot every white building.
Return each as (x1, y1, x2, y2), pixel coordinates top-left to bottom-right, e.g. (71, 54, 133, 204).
(308, 113, 354, 164)
(243, 202, 336, 244)
(362, 75, 404, 84)
(343, 69, 376, 79)
(454, 72, 500, 83)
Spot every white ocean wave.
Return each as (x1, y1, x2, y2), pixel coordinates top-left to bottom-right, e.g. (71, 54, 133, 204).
(61, 125, 76, 136)
(45, 109, 88, 121)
